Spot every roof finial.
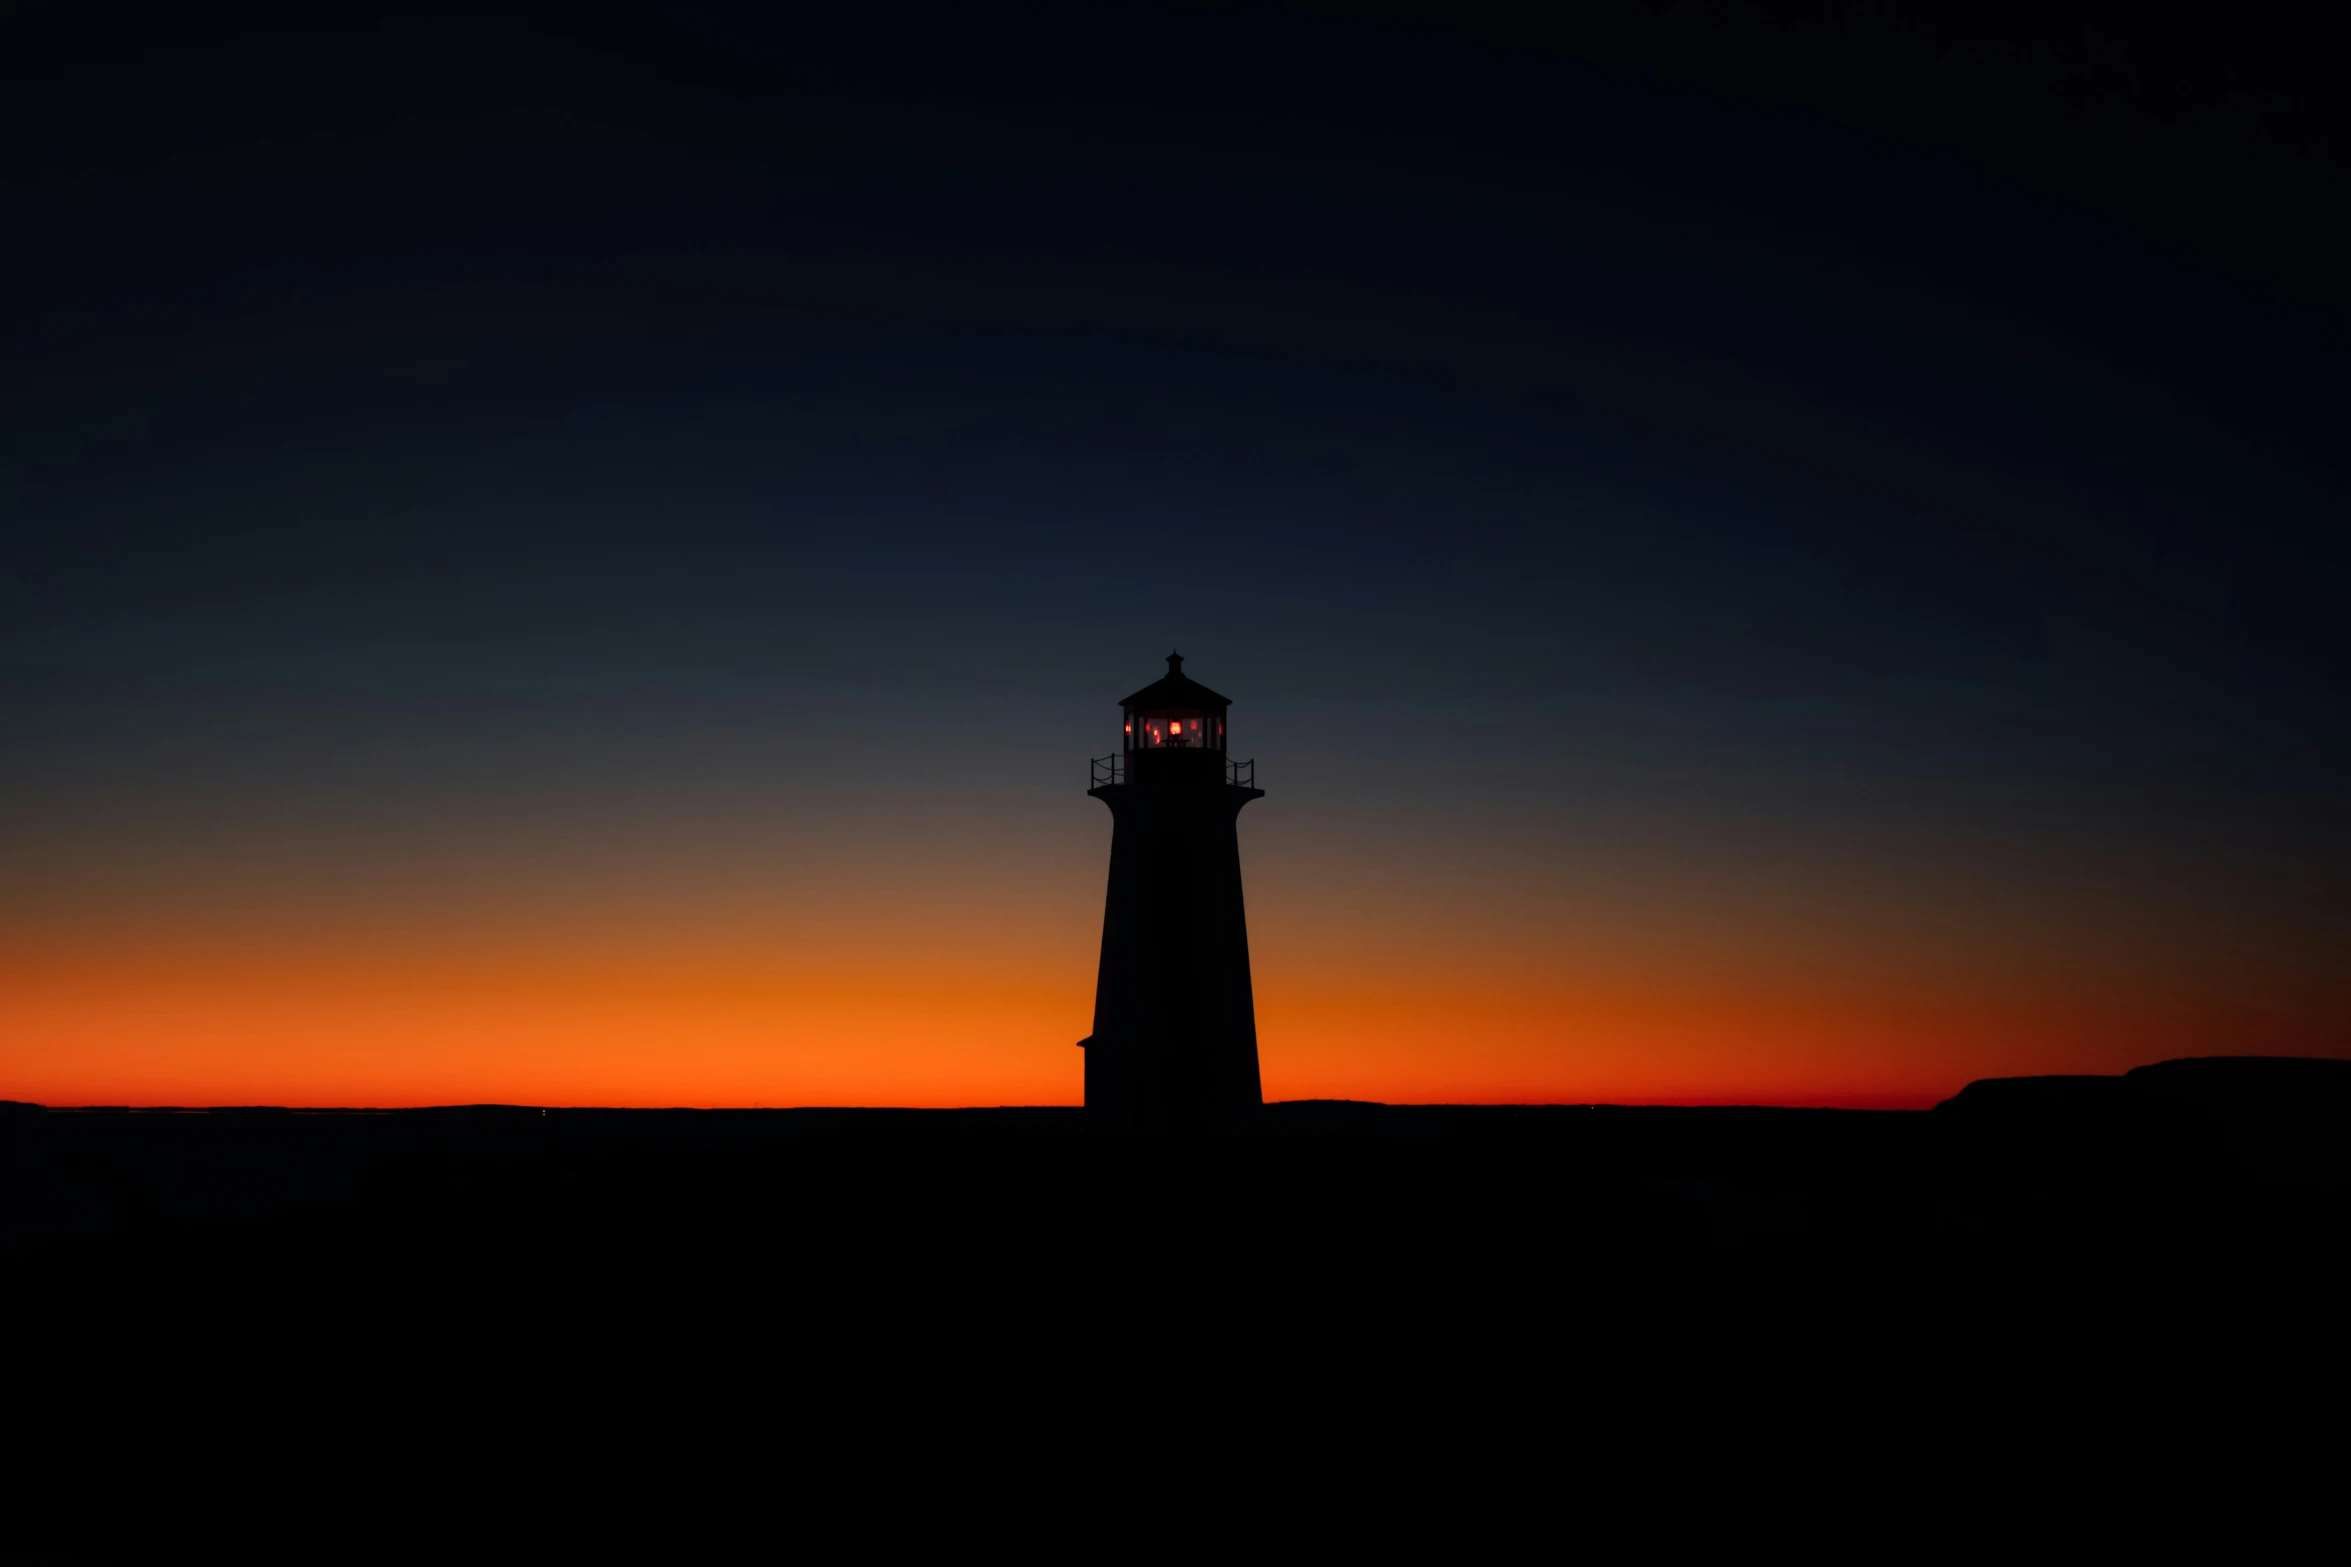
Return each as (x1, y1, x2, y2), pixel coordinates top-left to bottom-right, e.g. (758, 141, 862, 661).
(1167, 649, 1184, 674)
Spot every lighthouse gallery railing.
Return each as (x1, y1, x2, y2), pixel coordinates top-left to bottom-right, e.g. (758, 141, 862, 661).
(1092, 755, 1257, 789)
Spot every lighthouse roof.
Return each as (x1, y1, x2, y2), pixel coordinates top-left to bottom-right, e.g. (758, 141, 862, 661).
(1120, 651, 1231, 710)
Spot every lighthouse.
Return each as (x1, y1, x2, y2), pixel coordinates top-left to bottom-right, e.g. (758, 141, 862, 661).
(1080, 653, 1265, 1133)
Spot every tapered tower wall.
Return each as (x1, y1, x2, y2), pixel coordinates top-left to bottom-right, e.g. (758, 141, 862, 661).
(1084, 775, 1264, 1133)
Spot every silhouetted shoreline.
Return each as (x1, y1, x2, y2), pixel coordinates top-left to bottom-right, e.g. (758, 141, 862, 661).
(8, 1057, 2343, 1253)
(8, 1058, 2341, 1563)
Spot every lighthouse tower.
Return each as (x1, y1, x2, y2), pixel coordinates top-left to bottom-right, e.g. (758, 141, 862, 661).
(1080, 653, 1265, 1133)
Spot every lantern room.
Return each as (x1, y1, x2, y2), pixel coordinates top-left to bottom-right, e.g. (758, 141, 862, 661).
(1120, 651, 1231, 778)
(1127, 708, 1222, 751)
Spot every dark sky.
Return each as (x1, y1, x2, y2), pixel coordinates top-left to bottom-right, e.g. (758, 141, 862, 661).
(5, 1, 2347, 1103)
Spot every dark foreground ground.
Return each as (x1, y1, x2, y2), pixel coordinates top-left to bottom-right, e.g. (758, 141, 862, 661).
(5, 1057, 2343, 1558)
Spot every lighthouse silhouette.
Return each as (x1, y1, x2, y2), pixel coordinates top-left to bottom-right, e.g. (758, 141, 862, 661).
(1080, 652, 1266, 1133)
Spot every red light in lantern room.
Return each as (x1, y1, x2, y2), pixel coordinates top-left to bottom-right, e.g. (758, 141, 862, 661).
(1170, 722, 1181, 734)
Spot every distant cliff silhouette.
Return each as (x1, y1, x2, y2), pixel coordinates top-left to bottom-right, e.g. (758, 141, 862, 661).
(1935, 1056, 2351, 1189)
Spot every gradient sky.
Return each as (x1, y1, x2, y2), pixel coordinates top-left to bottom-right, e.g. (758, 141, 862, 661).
(5, 2, 2347, 1107)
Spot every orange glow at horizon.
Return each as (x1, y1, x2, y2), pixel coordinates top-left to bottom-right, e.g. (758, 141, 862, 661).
(5, 917, 2337, 1109)
(5, 795, 2345, 1109)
